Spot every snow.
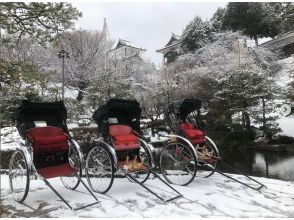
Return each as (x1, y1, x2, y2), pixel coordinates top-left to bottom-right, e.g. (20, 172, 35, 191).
(111, 39, 145, 51)
(0, 127, 22, 151)
(48, 83, 79, 99)
(1, 173, 294, 217)
(275, 56, 294, 88)
(247, 37, 272, 48)
(277, 116, 294, 137)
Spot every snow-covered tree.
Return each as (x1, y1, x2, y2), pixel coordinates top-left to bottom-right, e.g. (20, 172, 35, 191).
(180, 16, 213, 53)
(0, 37, 56, 126)
(161, 31, 281, 142)
(210, 7, 226, 32)
(85, 53, 156, 110)
(50, 30, 108, 101)
(0, 3, 81, 45)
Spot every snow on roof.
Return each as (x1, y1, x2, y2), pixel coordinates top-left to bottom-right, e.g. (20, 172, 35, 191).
(110, 39, 146, 51)
(156, 33, 181, 53)
(165, 33, 181, 47)
(260, 31, 294, 49)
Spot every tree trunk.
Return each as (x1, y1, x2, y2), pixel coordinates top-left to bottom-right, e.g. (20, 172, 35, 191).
(150, 118, 155, 136)
(76, 82, 88, 102)
(77, 90, 84, 102)
(254, 36, 259, 46)
(244, 112, 251, 130)
(262, 97, 266, 136)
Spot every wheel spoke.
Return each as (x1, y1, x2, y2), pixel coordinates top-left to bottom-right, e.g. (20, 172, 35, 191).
(160, 142, 197, 186)
(9, 151, 29, 202)
(86, 145, 114, 194)
(60, 144, 82, 190)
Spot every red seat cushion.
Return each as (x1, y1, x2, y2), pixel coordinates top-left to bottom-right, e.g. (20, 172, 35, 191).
(34, 135, 68, 145)
(109, 125, 140, 151)
(109, 125, 132, 136)
(180, 123, 206, 144)
(37, 163, 76, 179)
(26, 127, 69, 153)
(114, 134, 138, 142)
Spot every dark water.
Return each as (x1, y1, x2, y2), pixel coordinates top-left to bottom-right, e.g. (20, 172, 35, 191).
(218, 148, 294, 181)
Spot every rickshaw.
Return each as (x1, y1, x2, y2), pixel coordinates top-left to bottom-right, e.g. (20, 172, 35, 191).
(159, 98, 266, 190)
(85, 99, 182, 202)
(9, 101, 99, 211)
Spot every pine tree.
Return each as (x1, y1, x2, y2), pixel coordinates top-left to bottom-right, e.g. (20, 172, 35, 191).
(210, 7, 226, 32)
(180, 16, 213, 53)
(222, 2, 281, 45)
(0, 3, 81, 45)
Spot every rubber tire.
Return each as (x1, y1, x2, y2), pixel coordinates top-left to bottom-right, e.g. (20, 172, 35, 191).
(159, 142, 197, 186)
(86, 144, 115, 194)
(9, 150, 30, 203)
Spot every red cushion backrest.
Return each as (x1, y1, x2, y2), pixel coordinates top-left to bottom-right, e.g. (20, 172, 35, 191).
(25, 127, 69, 153)
(180, 122, 194, 131)
(26, 127, 65, 138)
(109, 125, 132, 137)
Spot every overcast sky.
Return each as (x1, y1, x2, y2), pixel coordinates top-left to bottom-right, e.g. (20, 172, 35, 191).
(72, 2, 227, 66)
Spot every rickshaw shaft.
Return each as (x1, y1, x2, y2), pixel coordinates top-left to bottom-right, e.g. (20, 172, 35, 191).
(126, 173, 166, 202)
(43, 178, 73, 210)
(126, 170, 182, 203)
(200, 163, 266, 191)
(219, 161, 266, 188)
(42, 175, 100, 211)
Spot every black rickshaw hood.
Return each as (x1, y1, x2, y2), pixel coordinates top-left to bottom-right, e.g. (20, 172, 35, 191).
(15, 100, 68, 138)
(167, 98, 202, 119)
(92, 99, 142, 136)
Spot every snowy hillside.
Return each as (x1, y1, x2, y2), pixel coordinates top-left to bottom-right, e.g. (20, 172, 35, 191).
(1, 173, 294, 217)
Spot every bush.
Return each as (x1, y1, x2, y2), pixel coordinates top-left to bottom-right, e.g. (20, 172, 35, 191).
(270, 135, 294, 144)
(206, 122, 256, 149)
(70, 126, 100, 155)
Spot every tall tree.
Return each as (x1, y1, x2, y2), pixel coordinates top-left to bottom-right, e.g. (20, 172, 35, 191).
(222, 2, 281, 45)
(0, 2, 80, 125)
(51, 30, 106, 102)
(180, 16, 213, 53)
(210, 7, 226, 32)
(0, 2, 81, 45)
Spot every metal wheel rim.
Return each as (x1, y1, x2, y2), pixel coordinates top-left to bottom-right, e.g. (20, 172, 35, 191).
(196, 138, 219, 178)
(86, 146, 114, 194)
(9, 150, 30, 202)
(60, 144, 82, 190)
(127, 146, 151, 184)
(160, 142, 197, 186)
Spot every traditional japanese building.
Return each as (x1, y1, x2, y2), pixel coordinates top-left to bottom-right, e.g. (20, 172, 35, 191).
(109, 39, 146, 60)
(260, 31, 294, 57)
(156, 33, 181, 66)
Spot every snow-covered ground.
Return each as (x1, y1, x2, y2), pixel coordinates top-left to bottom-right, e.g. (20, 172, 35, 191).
(1, 173, 294, 217)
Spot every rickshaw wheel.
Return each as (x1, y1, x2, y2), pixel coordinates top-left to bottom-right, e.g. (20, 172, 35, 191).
(60, 142, 82, 190)
(9, 150, 30, 203)
(86, 144, 115, 194)
(127, 144, 152, 184)
(196, 137, 219, 178)
(159, 142, 197, 186)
